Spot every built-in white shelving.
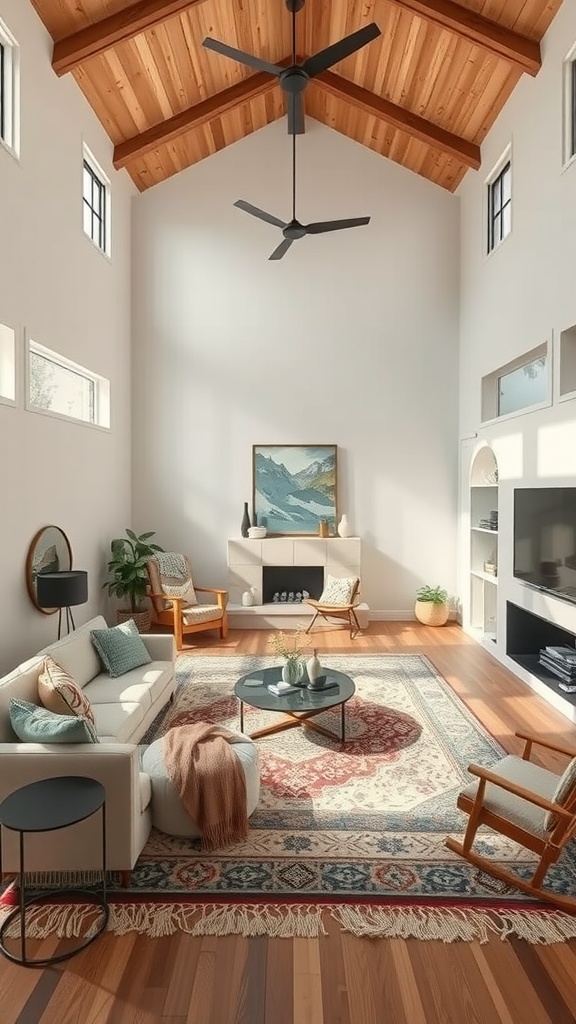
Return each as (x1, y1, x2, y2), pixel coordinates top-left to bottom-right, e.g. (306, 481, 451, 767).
(469, 447, 499, 645)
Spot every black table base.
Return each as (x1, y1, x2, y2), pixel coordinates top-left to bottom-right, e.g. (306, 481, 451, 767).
(0, 887, 109, 967)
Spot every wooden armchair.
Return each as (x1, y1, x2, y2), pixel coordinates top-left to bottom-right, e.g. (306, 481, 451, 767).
(146, 554, 228, 652)
(305, 576, 361, 640)
(446, 730, 576, 911)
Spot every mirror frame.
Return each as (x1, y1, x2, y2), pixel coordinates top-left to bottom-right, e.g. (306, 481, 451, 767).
(26, 525, 73, 614)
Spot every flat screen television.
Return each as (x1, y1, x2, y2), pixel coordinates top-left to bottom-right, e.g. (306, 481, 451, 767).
(513, 487, 576, 605)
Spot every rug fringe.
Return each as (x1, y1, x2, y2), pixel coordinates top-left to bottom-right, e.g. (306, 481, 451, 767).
(3, 901, 576, 944)
(331, 905, 576, 944)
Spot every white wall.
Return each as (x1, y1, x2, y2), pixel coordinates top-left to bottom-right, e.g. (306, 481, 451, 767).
(458, 0, 576, 657)
(131, 120, 460, 614)
(0, 0, 135, 672)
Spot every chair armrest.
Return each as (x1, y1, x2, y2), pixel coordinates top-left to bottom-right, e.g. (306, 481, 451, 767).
(195, 587, 228, 610)
(195, 587, 228, 596)
(467, 762, 573, 819)
(514, 731, 576, 760)
(141, 633, 175, 662)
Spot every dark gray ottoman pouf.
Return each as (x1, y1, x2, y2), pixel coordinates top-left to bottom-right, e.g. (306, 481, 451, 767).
(141, 733, 260, 837)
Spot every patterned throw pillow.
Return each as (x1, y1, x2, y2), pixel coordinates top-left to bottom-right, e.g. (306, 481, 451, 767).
(9, 698, 98, 744)
(318, 575, 359, 605)
(544, 757, 576, 830)
(38, 655, 96, 725)
(91, 619, 152, 678)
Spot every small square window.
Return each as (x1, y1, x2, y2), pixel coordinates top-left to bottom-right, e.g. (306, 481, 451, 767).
(82, 146, 111, 255)
(0, 19, 19, 156)
(487, 159, 511, 254)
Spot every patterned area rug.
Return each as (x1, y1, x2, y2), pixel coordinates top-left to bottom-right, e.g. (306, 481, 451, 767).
(4, 654, 576, 943)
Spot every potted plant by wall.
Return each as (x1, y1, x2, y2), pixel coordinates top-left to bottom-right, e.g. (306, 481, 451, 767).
(104, 529, 163, 632)
(414, 585, 450, 627)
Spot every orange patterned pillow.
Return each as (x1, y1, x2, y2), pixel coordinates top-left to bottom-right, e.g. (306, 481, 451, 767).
(38, 656, 96, 725)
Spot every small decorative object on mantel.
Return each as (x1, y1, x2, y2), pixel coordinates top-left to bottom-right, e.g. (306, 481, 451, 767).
(318, 518, 329, 538)
(306, 648, 322, 687)
(242, 587, 256, 607)
(337, 513, 353, 538)
(241, 502, 251, 538)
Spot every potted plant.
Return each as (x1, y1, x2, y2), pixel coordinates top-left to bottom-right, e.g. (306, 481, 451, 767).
(104, 529, 163, 632)
(414, 585, 450, 627)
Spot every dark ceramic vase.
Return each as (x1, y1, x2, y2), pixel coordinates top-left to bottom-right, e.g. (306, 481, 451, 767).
(241, 502, 251, 538)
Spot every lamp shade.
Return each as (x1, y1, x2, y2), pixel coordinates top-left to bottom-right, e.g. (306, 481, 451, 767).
(36, 570, 88, 609)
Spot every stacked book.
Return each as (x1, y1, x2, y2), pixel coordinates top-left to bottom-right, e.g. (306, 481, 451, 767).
(538, 645, 576, 692)
(478, 511, 498, 531)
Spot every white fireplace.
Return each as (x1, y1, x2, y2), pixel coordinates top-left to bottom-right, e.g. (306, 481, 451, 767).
(227, 537, 368, 628)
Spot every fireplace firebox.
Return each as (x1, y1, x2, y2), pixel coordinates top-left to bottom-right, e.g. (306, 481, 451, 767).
(262, 566, 323, 604)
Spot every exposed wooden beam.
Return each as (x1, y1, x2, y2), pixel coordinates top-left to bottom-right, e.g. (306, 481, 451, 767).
(314, 70, 481, 170)
(387, 0, 540, 76)
(52, 0, 207, 77)
(113, 67, 286, 169)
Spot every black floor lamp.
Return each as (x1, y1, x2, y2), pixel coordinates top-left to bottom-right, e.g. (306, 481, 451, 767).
(36, 570, 89, 640)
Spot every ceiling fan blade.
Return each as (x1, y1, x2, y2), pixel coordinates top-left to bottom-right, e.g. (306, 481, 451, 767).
(287, 93, 305, 135)
(302, 24, 381, 79)
(305, 217, 371, 234)
(202, 38, 282, 77)
(234, 200, 286, 229)
(269, 238, 294, 260)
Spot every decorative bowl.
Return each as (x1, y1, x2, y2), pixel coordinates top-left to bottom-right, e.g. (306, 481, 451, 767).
(248, 527, 267, 538)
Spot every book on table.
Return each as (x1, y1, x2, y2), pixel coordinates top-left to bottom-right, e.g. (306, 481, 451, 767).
(267, 682, 300, 696)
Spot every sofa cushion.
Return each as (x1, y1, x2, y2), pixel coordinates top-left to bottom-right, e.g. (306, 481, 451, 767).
(0, 659, 44, 742)
(85, 662, 173, 710)
(38, 616, 107, 687)
(9, 698, 98, 744)
(91, 701, 145, 743)
(91, 620, 152, 678)
(38, 656, 96, 725)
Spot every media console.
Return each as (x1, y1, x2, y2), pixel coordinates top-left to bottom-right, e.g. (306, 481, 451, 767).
(506, 601, 576, 715)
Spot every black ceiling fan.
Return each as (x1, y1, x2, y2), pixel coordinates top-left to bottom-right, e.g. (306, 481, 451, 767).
(203, 0, 381, 135)
(234, 133, 371, 260)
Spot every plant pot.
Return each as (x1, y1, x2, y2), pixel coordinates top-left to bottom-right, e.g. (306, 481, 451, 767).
(414, 600, 449, 627)
(116, 608, 151, 633)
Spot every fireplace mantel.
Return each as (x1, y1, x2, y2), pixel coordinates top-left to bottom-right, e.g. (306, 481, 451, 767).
(227, 537, 368, 629)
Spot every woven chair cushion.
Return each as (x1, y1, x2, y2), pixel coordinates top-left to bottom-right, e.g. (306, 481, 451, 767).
(544, 756, 576, 831)
(460, 755, 559, 839)
(317, 575, 359, 606)
(182, 605, 224, 626)
(148, 554, 198, 610)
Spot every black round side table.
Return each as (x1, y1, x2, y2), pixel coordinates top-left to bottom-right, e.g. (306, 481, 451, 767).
(0, 776, 109, 967)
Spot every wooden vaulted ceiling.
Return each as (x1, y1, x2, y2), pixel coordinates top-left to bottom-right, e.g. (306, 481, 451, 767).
(29, 0, 564, 192)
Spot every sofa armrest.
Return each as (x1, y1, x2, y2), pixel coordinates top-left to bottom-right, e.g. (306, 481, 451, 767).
(141, 633, 175, 662)
(0, 743, 146, 873)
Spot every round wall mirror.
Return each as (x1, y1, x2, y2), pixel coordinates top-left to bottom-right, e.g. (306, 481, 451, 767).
(26, 526, 73, 613)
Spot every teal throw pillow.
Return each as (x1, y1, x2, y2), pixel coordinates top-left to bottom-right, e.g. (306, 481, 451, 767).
(9, 698, 98, 743)
(91, 619, 152, 678)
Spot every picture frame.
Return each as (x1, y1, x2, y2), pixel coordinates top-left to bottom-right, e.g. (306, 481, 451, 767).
(252, 444, 337, 536)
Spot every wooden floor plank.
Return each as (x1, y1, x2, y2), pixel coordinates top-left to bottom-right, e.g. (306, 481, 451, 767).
(1, 623, 576, 1024)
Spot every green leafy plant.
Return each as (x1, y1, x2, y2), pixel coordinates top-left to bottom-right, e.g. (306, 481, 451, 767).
(416, 585, 448, 604)
(103, 529, 163, 612)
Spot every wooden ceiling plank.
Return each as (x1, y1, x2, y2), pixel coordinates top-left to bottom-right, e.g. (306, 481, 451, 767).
(314, 69, 481, 170)
(52, 0, 208, 76)
(113, 64, 288, 168)
(386, 0, 540, 75)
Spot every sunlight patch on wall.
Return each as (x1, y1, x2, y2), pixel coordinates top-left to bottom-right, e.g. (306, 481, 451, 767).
(537, 421, 576, 477)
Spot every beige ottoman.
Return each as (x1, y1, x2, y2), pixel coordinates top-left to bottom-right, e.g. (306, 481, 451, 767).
(141, 734, 260, 837)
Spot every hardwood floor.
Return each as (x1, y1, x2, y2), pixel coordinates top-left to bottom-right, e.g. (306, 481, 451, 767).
(3, 622, 576, 1024)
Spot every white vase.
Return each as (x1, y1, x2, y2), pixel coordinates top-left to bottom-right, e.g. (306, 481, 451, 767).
(242, 588, 254, 607)
(338, 514, 353, 538)
(306, 649, 322, 685)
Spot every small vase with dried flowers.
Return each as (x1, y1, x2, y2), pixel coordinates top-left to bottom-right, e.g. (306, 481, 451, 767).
(269, 626, 311, 686)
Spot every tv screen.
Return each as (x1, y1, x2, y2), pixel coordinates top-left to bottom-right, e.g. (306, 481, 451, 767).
(514, 488, 576, 605)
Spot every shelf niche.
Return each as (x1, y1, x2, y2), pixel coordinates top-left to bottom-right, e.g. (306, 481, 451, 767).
(469, 445, 498, 642)
(506, 602, 576, 708)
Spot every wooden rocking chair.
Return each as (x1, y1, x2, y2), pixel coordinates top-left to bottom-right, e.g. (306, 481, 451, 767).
(446, 730, 576, 911)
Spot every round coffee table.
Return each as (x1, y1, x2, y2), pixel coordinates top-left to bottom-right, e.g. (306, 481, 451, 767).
(0, 776, 109, 967)
(235, 665, 355, 743)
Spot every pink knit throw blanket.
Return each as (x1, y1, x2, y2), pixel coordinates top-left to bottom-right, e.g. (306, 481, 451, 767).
(163, 723, 248, 850)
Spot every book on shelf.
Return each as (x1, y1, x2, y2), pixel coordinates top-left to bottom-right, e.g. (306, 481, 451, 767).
(544, 645, 576, 664)
(538, 655, 576, 682)
(559, 682, 576, 693)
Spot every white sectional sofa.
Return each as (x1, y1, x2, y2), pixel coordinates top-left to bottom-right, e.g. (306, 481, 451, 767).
(0, 615, 174, 882)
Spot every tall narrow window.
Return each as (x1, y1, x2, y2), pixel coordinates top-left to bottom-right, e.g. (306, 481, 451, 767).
(487, 159, 511, 254)
(563, 45, 576, 166)
(82, 146, 110, 255)
(571, 58, 576, 160)
(0, 19, 19, 155)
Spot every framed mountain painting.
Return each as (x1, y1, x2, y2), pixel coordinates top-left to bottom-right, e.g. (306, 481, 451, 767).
(252, 444, 337, 536)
